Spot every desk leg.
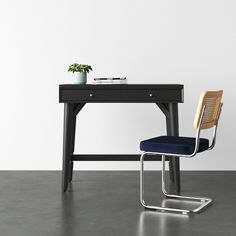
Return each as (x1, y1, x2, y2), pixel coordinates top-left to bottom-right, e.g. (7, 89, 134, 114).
(62, 103, 74, 192)
(166, 118, 175, 183)
(68, 113, 77, 183)
(167, 103, 181, 192)
(62, 103, 85, 191)
(68, 103, 85, 182)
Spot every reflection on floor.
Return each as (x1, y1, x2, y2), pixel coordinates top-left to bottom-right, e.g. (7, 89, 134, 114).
(0, 171, 235, 236)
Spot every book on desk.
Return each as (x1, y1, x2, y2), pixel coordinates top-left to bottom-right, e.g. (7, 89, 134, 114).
(93, 77, 127, 84)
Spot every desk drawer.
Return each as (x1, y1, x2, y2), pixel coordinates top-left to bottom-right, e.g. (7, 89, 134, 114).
(60, 89, 121, 102)
(121, 90, 183, 102)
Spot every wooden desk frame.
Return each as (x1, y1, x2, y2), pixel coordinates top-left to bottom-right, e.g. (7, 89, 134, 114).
(59, 84, 184, 192)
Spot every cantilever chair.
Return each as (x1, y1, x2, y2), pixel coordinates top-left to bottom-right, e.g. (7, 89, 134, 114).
(139, 90, 223, 215)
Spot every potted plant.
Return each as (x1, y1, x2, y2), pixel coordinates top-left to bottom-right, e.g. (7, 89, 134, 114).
(68, 63, 93, 84)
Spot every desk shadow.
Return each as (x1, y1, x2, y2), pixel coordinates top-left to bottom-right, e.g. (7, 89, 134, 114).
(137, 199, 191, 236)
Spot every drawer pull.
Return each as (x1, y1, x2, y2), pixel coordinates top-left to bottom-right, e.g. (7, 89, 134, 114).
(89, 93, 94, 97)
(149, 93, 153, 97)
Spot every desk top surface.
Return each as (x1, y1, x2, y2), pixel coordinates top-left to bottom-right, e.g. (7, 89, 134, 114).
(59, 84, 184, 90)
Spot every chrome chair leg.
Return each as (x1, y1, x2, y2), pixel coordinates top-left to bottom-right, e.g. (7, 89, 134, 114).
(140, 153, 213, 215)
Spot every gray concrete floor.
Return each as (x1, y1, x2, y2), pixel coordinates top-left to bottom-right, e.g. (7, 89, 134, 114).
(0, 171, 235, 236)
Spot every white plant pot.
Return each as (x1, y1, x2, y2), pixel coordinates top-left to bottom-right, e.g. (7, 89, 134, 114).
(74, 72, 87, 84)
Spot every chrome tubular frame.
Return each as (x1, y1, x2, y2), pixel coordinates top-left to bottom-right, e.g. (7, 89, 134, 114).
(139, 103, 223, 215)
(208, 103, 223, 150)
(140, 154, 213, 214)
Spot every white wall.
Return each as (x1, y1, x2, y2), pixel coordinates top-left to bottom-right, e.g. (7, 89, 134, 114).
(0, 0, 235, 170)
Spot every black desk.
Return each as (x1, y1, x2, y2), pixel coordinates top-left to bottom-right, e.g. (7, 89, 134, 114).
(59, 84, 184, 192)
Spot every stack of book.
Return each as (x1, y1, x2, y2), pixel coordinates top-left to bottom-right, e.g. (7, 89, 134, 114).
(93, 77, 127, 84)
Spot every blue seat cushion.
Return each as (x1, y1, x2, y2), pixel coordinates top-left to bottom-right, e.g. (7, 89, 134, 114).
(140, 136, 209, 156)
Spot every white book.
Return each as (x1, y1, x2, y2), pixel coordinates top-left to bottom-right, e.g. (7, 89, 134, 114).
(93, 77, 127, 84)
